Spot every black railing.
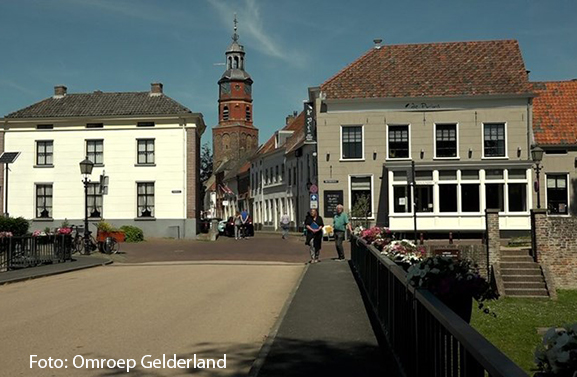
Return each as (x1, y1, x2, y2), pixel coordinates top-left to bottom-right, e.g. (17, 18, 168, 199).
(351, 237, 529, 377)
(0, 235, 73, 272)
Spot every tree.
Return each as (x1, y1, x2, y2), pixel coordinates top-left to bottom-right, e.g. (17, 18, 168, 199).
(199, 143, 213, 211)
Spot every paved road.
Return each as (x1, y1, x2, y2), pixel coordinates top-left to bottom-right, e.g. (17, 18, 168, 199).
(0, 262, 304, 376)
(118, 233, 350, 264)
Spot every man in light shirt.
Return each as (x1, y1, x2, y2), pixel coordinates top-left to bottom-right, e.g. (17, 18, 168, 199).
(333, 204, 352, 261)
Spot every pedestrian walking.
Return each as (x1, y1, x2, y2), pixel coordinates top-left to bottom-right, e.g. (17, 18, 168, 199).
(305, 208, 324, 263)
(280, 213, 290, 239)
(333, 204, 352, 261)
(234, 211, 242, 240)
(240, 209, 249, 239)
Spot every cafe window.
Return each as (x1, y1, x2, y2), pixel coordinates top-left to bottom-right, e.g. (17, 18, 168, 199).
(508, 183, 527, 212)
(486, 183, 505, 211)
(415, 185, 433, 212)
(483, 123, 506, 157)
(341, 126, 363, 159)
(461, 184, 480, 212)
(393, 186, 411, 213)
(388, 125, 410, 159)
(546, 174, 568, 215)
(435, 124, 457, 158)
(350, 176, 372, 216)
(439, 184, 458, 212)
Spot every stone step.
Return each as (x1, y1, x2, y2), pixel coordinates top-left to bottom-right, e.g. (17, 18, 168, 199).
(502, 275, 545, 282)
(503, 281, 547, 289)
(500, 249, 531, 257)
(500, 261, 541, 269)
(500, 256, 534, 263)
(501, 268, 543, 276)
(505, 288, 549, 297)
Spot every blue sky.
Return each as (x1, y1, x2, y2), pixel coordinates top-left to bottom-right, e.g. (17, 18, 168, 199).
(1, 0, 576, 147)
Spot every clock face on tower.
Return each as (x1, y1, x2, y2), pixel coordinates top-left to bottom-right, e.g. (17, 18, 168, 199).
(220, 82, 231, 95)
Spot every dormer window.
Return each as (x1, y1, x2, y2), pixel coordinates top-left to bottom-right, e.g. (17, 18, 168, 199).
(223, 106, 229, 121)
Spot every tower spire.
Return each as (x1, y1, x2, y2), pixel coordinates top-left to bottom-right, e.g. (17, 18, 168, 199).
(232, 13, 239, 42)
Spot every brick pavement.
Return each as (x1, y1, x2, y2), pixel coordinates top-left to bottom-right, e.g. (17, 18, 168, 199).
(119, 232, 351, 264)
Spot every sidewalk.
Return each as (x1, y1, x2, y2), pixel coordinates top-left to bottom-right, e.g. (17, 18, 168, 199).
(0, 256, 112, 284)
(252, 259, 401, 377)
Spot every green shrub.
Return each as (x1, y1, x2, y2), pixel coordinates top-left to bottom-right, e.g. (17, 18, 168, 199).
(0, 216, 30, 236)
(60, 218, 70, 228)
(97, 220, 117, 232)
(120, 225, 144, 243)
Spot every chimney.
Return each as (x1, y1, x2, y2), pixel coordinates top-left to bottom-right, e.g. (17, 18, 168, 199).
(53, 85, 67, 98)
(373, 38, 383, 49)
(150, 82, 163, 96)
(286, 112, 296, 125)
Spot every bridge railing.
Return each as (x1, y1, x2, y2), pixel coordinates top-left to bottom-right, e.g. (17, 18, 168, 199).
(0, 235, 73, 272)
(351, 236, 529, 377)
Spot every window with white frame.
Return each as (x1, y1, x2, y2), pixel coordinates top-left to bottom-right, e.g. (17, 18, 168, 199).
(435, 124, 457, 158)
(350, 176, 372, 216)
(547, 174, 568, 215)
(438, 170, 458, 212)
(388, 125, 410, 159)
(86, 140, 103, 165)
(87, 182, 103, 218)
(341, 126, 363, 159)
(461, 170, 480, 212)
(137, 182, 155, 218)
(137, 139, 155, 165)
(483, 123, 506, 157)
(36, 140, 53, 166)
(36, 184, 53, 218)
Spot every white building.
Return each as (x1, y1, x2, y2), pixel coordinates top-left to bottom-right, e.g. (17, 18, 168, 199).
(1, 83, 205, 238)
(251, 111, 318, 231)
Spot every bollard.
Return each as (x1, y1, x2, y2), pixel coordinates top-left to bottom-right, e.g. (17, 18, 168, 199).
(449, 232, 453, 244)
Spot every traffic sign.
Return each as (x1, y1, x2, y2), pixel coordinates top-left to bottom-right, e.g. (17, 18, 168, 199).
(310, 194, 318, 201)
(309, 184, 318, 194)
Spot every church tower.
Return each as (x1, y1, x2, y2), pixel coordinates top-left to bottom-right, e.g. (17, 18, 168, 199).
(213, 16, 259, 169)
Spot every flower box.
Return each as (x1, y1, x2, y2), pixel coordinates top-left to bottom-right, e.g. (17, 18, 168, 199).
(97, 231, 125, 243)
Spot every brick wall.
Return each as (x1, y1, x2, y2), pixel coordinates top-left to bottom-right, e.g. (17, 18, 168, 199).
(533, 209, 577, 289)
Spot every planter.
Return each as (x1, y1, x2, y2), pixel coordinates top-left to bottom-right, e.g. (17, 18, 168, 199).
(97, 231, 125, 243)
(441, 294, 473, 323)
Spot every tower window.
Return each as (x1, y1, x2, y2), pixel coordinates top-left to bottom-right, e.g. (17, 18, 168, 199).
(233, 56, 239, 69)
(246, 106, 251, 121)
(223, 106, 229, 121)
(228, 57, 232, 70)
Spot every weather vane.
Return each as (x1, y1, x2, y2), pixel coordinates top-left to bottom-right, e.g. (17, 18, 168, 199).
(232, 13, 238, 42)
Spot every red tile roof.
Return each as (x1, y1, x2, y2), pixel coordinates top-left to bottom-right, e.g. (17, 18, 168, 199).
(533, 80, 577, 145)
(321, 40, 533, 100)
(254, 111, 305, 157)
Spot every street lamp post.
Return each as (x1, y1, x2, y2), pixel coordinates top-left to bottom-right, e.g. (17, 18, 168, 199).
(79, 157, 94, 253)
(531, 146, 544, 209)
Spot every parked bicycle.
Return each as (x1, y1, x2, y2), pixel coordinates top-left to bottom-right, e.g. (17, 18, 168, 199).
(70, 225, 98, 255)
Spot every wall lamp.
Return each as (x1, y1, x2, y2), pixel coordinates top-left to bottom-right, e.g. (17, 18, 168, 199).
(373, 150, 377, 160)
(468, 148, 473, 158)
(420, 149, 425, 159)
(517, 147, 522, 158)
(326, 153, 330, 162)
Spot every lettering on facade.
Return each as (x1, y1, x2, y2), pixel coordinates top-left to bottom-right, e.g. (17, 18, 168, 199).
(324, 190, 343, 218)
(304, 102, 315, 142)
(405, 102, 441, 109)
